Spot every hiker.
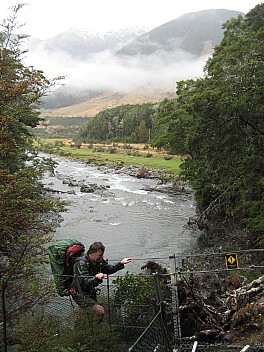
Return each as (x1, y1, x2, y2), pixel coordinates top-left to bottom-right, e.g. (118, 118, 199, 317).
(70, 241, 132, 320)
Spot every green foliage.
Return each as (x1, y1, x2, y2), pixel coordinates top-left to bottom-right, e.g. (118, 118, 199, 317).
(151, 97, 190, 155)
(112, 272, 157, 345)
(13, 310, 125, 352)
(57, 309, 125, 352)
(77, 103, 156, 143)
(113, 272, 156, 306)
(113, 273, 156, 329)
(151, 5, 264, 241)
(0, 6, 65, 351)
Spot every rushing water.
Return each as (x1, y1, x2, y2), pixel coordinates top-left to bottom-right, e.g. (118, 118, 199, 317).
(42, 155, 198, 273)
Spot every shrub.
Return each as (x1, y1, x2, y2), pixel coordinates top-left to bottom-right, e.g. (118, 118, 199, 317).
(108, 147, 117, 154)
(13, 310, 125, 352)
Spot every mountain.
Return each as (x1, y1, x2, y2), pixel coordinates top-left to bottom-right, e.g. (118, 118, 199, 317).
(117, 9, 242, 57)
(35, 9, 243, 116)
(43, 26, 148, 60)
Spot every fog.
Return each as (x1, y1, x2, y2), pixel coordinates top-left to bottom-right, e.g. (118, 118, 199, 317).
(23, 39, 208, 95)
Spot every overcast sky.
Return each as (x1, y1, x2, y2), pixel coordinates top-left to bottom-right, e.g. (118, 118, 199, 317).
(0, 0, 262, 39)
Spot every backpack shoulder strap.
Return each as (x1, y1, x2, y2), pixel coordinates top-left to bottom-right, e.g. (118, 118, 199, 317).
(72, 255, 87, 269)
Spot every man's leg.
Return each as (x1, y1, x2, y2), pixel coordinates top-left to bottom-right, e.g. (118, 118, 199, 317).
(72, 294, 105, 322)
(93, 304, 105, 322)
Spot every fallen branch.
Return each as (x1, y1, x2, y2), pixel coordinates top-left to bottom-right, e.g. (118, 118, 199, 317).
(226, 275, 264, 311)
(43, 187, 75, 194)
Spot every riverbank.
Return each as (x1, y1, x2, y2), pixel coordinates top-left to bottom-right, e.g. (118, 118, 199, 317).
(35, 138, 191, 195)
(35, 138, 184, 174)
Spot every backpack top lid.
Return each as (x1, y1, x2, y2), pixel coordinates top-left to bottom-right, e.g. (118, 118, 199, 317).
(65, 244, 85, 266)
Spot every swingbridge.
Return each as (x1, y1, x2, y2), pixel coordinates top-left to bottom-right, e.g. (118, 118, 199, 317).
(3, 249, 263, 351)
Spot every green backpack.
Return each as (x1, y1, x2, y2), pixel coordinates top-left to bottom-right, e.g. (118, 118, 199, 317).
(48, 239, 85, 296)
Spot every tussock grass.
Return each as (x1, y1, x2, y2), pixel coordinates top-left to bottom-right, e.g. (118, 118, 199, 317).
(36, 138, 183, 174)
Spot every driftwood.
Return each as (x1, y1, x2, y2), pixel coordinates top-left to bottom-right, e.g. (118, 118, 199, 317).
(226, 275, 264, 311)
(43, 186, 68, 194)
(43, 187, 75, 194)
(174, 274, 264, 342)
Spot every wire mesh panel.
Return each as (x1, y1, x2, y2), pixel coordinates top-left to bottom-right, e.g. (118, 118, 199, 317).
(98, 280, 157, 329)
(39, 294, 79, 323)
(174, 341, 264, 352)
(128, 309, 172, 352)
(24, 273, 160, 346)
(98, 277, 160, 347)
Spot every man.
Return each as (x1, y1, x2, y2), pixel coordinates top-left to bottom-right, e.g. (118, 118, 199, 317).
(70, 241, 132, 320)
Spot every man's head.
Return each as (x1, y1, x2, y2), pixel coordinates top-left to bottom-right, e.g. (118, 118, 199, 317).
(87, 242, 105, 262)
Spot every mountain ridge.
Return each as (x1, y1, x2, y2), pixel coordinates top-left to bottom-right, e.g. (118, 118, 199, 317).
(117, 9, 242, 57)
(35, 9, 243, 118)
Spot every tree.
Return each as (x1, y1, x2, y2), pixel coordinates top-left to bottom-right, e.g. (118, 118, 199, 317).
(137, 119, 148, 142)
(0, 5, 64, 351)
(0, 7, 52, 172)
(152, 5, 264, 244)
(76, 103, 156, 143)
(187, 5, 264, 239)
(151, 97, 190, 154)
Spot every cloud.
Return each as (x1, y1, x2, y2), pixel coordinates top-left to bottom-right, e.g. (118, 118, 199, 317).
(23, 40, 208, 95)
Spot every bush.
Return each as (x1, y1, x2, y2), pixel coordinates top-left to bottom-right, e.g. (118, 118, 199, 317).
(13, 310, 125, 352)
(108, 147, 117, 154)
(54, 140, 64, 147)
(12, 313, 61, 352)
(93, 147, 105, 152)
(164, 155, 173, 160)
(57, 308, 125, 352)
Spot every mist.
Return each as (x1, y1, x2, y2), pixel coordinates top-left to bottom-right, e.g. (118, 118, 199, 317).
(23, 40, 208, 96)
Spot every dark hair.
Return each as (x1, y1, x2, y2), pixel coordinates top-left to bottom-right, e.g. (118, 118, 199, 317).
(87, 242, 105, 255)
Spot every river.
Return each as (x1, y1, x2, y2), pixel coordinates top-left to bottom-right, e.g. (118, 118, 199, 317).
(42, 154, 198, 273)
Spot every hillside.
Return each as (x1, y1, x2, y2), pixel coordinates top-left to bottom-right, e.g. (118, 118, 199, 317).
(41, 89, 175, 118)
(117, 9, 242, 57)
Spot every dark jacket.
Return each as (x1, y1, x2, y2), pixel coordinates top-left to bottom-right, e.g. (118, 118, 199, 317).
(71, 255, 124, 297)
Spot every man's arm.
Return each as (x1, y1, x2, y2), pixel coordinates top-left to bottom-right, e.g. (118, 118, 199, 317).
(74, 259, 102, 292)
(101, 258, 132, 275)
(121, 258, 132, 265)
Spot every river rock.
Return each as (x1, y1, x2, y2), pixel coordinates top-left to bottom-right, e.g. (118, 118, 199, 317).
(80, 183, 114, 197)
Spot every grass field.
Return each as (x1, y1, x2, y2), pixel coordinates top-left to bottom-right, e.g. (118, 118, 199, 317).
(36, 139, 184, 174)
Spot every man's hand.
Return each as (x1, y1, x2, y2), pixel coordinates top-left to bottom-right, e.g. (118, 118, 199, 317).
(95, 273, 105, 280)
(121, 258, 132, 265)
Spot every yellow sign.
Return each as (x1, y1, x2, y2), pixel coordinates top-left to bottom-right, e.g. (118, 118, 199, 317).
(225, 253, 239, 269)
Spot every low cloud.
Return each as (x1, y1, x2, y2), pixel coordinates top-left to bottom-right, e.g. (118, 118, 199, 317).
(23, 40, 208, 95)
